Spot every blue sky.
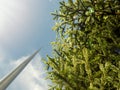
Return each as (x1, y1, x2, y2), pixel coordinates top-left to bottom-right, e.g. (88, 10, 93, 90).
(0, 0, 60, 90)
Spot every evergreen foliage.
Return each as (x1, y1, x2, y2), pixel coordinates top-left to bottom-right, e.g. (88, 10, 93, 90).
(44, 0, 120, 90)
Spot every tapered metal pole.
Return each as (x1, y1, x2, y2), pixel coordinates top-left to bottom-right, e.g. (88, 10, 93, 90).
(0, 49, 40, 90)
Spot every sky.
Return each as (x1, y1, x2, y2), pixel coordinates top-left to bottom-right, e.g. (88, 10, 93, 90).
(0, 0, 60, 90)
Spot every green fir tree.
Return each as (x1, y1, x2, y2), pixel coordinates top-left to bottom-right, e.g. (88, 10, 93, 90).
(44, 0, 120, 90)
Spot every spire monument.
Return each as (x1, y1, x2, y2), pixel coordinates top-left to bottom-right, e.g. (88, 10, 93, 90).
(0, 49, 40, 90)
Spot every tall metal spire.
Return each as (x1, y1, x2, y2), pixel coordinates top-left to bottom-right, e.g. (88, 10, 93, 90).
(0, 49, 40, 90)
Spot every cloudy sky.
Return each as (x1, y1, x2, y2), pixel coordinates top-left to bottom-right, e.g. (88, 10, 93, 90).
(0, 0, 60, 90)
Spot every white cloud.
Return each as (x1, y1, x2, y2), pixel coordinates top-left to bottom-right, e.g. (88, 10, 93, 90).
(0, 51, 4, 63)
(0, 53, 48, 90)
(0, 47, 6, 63)
(0, 48, 11, 78)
